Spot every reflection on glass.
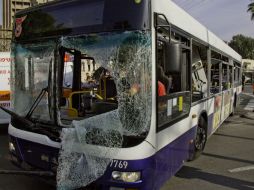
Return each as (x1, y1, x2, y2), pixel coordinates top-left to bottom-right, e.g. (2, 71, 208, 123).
(11, 42, 55, 121)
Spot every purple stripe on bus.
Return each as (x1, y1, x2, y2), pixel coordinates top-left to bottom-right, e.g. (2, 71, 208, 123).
(9, 113, 216, 190)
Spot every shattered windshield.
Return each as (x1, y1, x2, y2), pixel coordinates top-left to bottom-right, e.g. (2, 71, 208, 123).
(59, 31, 152, 136)
(11, 41, 55, 121)
(57, 31, 152, 188)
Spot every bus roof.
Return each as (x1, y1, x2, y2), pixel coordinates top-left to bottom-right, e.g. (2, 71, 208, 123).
(16, 0, 64, 15)
(153, 0, 242, 63)
(14, 0, 149, 41)
(16, 0, 241, 63)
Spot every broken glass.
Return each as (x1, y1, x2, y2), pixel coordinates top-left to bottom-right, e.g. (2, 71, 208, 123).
(57, 31, 152, 189)
(11, 41, 55, 121)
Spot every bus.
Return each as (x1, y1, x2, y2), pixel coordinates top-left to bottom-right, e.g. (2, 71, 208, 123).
(3, 0, 242, 189)
(0, 52, 11, 124)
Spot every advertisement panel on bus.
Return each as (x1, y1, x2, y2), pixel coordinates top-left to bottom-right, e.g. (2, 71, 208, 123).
(0, 52, 11, 124)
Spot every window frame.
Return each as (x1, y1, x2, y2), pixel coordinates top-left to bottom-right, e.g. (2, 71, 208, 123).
(191, 40, 209, 103)
(154, 13, 191, 132)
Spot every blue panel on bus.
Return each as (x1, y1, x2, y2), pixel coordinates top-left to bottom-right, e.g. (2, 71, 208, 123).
(10, 126, 199, 190)
(9, 136, 59, 172)
(153, 126, 196, 189)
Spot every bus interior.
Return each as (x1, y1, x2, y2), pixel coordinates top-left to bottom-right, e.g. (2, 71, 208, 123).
(59, 48, 118, 124)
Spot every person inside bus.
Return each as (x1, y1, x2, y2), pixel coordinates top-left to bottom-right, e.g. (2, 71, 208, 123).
(158, 81, 166, 96)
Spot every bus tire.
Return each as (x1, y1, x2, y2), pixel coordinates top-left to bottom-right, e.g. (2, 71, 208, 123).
(189, 116, 207, 161)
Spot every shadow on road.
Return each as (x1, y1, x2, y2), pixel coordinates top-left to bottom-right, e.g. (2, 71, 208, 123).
(202, 153, 254, 165)
(214, 133, 254, 141)
(176, 166, 254, 190)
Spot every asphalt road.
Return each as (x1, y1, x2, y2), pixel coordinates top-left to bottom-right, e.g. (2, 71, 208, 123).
(0, 125, 55, 190)
(0, 86, 253, 190)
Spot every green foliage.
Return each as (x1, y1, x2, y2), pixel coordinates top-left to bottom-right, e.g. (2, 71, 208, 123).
(247, 1, 254, 20)
(228, 34, 254, 59)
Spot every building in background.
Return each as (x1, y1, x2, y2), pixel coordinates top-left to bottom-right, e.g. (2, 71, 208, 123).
(242, 59, 254, 84)
(0, 0, 54, 51)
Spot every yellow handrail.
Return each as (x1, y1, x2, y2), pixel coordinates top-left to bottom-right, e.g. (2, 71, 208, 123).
(68, 90, 93, 109)
(65, 88, 115, 117)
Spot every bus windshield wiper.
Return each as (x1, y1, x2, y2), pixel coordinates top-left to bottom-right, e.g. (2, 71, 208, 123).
(26, 87, 48, 119)
(0, 87, 48, 129)
(0, 106, 34, 128)
(0, 106, 60, 140)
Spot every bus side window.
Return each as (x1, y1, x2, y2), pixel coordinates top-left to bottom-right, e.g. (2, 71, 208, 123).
(191, 43, 208, 102)
(156, 22, 191, 129)
(210, 61, 220, 94)
(222, 63, 229, 90)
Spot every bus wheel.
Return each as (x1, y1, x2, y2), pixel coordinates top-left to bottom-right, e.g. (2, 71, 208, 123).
(189, 117, 207, 161)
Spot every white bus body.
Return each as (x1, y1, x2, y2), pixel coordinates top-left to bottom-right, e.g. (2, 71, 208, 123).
(0, 52, 11, 124)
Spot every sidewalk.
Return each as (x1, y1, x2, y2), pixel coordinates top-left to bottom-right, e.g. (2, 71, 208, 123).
(242, 84, 253, 95)
(241, 84, 254, 111)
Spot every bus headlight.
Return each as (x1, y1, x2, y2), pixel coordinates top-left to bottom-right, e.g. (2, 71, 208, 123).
(112, 171, 141, 182)
(9, 142, 16, 153)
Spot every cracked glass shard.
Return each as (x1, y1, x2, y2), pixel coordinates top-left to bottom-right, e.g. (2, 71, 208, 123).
(57, 31, 152, 189)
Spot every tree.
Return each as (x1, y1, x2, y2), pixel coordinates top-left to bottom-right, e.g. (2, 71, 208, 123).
(228, 34, 254, 59)
(247, 1, 254, 20)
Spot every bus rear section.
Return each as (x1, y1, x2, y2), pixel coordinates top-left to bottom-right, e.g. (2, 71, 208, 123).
(0, 52, 11, 124)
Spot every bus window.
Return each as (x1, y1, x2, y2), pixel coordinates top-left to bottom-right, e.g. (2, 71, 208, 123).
(156, 21, 191, 129)
(191, 43, 208, 102)
(222, 63, 229, 90)
(59, 48, 117, 122)
(210, 59, 221, 94)
(58, 31, 152, 136)
(12, 42, 54, 121)
(234, 61, 242, 86)
(229, 65, 233, 88)
(234, 67, 238, 84)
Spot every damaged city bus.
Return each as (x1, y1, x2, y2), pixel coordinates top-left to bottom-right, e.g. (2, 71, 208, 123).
(2, 0, 242, 189)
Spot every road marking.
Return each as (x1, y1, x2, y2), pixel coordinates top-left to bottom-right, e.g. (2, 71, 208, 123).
(229, 165, 254, 173)
(245, 185, 254, 189)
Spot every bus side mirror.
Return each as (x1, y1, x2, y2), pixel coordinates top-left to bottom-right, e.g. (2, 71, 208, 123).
(165, 43, 181, 73)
